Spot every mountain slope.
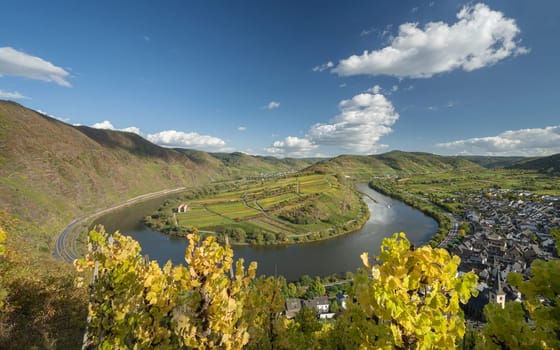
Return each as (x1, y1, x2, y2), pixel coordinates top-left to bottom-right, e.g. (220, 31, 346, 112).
(307, 151, 483, 178)
(508, 153, 560, 175)
(0, 100, 315, 246)
(457, 155, 528, 168)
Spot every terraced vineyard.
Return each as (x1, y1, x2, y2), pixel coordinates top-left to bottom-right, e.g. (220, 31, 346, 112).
(144, 174, 369, 244)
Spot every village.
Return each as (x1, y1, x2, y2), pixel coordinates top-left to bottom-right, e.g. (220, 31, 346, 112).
(445, 188, 559, 320)
(281, 187, 560, 323)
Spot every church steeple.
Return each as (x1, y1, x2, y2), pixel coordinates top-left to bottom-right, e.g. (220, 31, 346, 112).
(491, 263, 506, 309)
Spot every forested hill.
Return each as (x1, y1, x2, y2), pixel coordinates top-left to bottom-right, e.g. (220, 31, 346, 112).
(0, 100, 316, 238)
(508, 153, 560, 175)
(306, 150, 483, 179)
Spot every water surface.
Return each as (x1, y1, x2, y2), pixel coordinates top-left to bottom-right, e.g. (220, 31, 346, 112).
(95, 183, 437, 280)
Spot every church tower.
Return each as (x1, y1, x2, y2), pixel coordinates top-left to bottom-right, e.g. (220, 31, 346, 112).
(490, 268, 506, 309)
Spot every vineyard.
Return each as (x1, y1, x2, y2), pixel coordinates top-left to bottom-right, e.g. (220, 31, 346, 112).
(144, 174, 368, 244)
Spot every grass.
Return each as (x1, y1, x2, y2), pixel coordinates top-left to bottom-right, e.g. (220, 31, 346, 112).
(147, 173, 368, 244)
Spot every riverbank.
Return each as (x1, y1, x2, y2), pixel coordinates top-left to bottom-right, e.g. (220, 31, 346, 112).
(54, 187, 188, 263)
(121, 184, 437, 280)
(367, 179, 450, 246)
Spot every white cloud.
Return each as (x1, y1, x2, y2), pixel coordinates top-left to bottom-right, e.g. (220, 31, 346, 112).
(267, 88, 399, 156)
(263, 101, 280, 110)
(411, 7, 419, 13)
(437, 126, 560, 156)
(35, 109, 70, 122)
(91, 120, 115, 130)
(0, 89, 27, 99)
(121, 126, 142, 135)
(339, 83, 347, 88)
(392, 85, 399, 92)
(312, 61, 334, 72)
(147, 130, 227, 150)
(360, 27, 376, 37)
(91, 120, 142, 135)
(307, 90, 399, 153)
(333, 3, 528, 78)
(367, 85, 382, 94)
(265, 136, 318, 157)
(0, 47, 71, 86)
(237, 126, 247, 132)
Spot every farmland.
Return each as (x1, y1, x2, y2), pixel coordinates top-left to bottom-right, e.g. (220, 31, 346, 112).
(144, 174, 368, 245)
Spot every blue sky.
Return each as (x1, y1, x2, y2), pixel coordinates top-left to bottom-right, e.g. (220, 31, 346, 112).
(1, 1, 559, 157)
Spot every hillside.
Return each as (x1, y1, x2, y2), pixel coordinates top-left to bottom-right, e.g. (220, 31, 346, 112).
(508, 153, 560, 175)
(457, 155, 528, 168)
(0, 100, 316, 248)
(307, 150, 483, 179)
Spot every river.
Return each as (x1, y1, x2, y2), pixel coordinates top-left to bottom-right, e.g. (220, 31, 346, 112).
(94, 183, 437, 281)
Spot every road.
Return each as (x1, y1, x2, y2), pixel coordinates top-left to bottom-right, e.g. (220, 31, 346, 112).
(438, 218, 459, 248)
(53, 187, 186, 263)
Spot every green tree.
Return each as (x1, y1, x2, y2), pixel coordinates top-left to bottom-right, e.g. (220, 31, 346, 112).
(304, 277, 325, 299)
(351, 232, 478, 349)
(244, 276, 286, 350)
(479, 258, 560, 349)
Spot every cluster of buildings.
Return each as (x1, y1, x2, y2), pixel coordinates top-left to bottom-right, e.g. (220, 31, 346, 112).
(285, 294, 348, 320)
(448, 189, 559, 320)
(281, 188, 559, 323)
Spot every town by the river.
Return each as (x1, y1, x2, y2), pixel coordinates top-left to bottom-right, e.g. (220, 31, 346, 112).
(95, 183, 437, 280)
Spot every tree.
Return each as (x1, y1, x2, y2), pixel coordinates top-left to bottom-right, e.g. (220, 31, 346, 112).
(304, 277, 325, 299)
(76, 227, 256, 349)
(243, 276, 286, 350)
(479, 302, 541, 349)
(172, 233, 256, 349)
(351, 232, 478, 349)
(479, 258, 560, 349)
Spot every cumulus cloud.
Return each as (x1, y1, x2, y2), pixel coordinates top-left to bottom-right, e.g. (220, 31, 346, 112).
(265, 136, 318, 157)
(237, 126, 247, 132)
(308, 88, 399, 153)
(0, 89, 27, 99)
(121, 126, 142, 135)
(0, 47, 71, 86)
(147, 130, 227, 150)
(437, 126, 560, 156)
(267, 87, 399, 156)
(91, 120, 115, 130)
(263, 101, 280, 110)
(333, 3, 528, 78)
(91, 120, 142, 135)
(312, 61, 334, 72)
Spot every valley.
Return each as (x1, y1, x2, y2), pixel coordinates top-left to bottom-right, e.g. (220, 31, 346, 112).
(1, 100, 559, 349)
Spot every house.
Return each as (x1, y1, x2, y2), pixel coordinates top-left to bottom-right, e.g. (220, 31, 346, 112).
(285, 298, 302, 319)
(303, 296, 329, 314)
(336, 293, 349, 310)
(177, 203, 189, 213)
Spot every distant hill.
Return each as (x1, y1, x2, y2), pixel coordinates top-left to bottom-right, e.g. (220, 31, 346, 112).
(457, 155, 528, 168)
(508, 153, 560, 175)
(0, 100, 317, 245)
(306, 151, 483, 179)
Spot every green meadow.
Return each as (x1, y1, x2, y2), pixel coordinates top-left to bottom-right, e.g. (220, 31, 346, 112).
(145, 174, 368, 244)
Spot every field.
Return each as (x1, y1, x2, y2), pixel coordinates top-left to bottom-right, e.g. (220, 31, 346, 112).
(146, 174, 368, 244)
